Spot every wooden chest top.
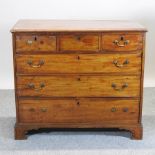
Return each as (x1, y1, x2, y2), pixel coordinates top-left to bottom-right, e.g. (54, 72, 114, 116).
(11, 20, 147, 32)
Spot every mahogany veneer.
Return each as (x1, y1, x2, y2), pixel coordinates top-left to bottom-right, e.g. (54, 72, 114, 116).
(11, 20, 147, 140)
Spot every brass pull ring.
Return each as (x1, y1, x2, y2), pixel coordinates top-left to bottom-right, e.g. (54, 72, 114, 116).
(113, 36, 130, 47)
(27, 36, 37, 45)
(27, 82, 45, 91)
(27, 40, 33, 45)
(27, 60, 44, 68)
(40, 108, 47, 112)
(29, 108, 35, 112)
(113, 59, 129, 68)
(123, 107, 129, 112)
(111, 83, 128, 91)
(111, 107, 117, 112)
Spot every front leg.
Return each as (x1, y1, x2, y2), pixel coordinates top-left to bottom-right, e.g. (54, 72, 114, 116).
(130, 125, 143, 140)
(15, 124, 27, 140)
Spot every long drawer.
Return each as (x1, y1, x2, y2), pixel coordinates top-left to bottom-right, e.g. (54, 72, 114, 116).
(16, 53, 141, 74)
(18, 98, 139, 124)
(16, 75, 140, 97)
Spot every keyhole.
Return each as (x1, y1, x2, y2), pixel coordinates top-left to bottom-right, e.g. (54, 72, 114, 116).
(76, 36, 81, 41)
(34, 36, 37, 41)
(77, 77, 81, 81)
(77, 101, 80, 105)
(120, 36, 124, 41)
(77, 56, 80, 60)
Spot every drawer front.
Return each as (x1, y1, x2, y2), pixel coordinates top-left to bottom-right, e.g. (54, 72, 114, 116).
(16, 34, 56, 52)
(16, 53, 141, 74)
(18, 98, 139, 124)
(59, 34, 100, 51)
(102, 33, 143, 51)
(16, 75, 140, 97)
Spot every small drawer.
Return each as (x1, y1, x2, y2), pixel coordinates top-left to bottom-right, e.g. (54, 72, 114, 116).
(59, 34, 100, 51)
(16, 34, 56, 52)
(102, 33, 143, 52)
(16, 53, 141, 74)
(18, 98, 139, 124)
(16, 75, 140, 97)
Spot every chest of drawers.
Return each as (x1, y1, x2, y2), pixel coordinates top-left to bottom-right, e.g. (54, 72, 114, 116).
(11, 20, 147, 140)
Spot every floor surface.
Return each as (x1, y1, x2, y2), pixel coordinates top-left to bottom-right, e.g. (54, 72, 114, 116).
(0, 88, 155, 155)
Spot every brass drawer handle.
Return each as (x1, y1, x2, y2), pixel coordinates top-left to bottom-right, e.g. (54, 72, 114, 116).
(111, 107, 117, 112)
(40, 108, 47, 112)
(27, 40, 33, 45)
(111, 83, 128, 91)
(29, 108, 35, 112)
(113, 59, 129, 68)
(27, 36, 37, 45)
(113, 36, 130, 47)
(27, 82, 45, 91)
(27, 60, 44, 68)
(123, 107, 129, 112)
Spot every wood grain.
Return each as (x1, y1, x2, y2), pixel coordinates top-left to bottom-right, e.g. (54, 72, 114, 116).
(59, 34, 100, 51)
(16, 53, 141, 74)
(18, 98, 139, 124)
(11, 20, 147, 32)
(11, 20, 146, 140)
(102, 33, 143, 51)
(16, 75, 140, 97)
(16, 34, 56, 52)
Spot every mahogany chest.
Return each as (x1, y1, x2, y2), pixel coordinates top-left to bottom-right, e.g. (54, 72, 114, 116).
(11, 20, 147, 140)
